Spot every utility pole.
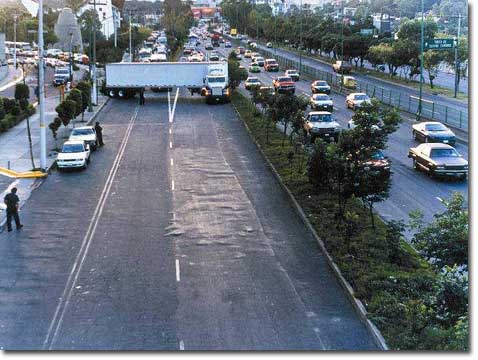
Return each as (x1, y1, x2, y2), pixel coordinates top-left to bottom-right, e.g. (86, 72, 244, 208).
(299, 0, 302, 73)
(92, 0, 98, 106)
(340, 1, 344, 60)
(454, 13, 461, 98)
(417, 0, 424, 121)
(38, 0, 46, 171)
(129, 11, 133, 62)
(13, 12, 17, 69)
(113, 11, 117, 48)
(274, 14, 277, 56)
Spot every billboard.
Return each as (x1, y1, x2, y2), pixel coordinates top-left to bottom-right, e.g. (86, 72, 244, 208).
(230, 28, 237, 35)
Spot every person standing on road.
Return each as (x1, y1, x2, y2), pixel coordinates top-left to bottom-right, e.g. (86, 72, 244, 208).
(95, 121, 104, 147)
(4, 188, 23, 232)
(139, 88, 145, 105)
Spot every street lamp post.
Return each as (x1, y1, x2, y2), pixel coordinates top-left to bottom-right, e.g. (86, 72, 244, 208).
(129, 12, 133, 62)
(38, 0, 47, 171)
(417, 0, 424, 122)
(13, 12, 17, 69)
(454, 13, 461, 98)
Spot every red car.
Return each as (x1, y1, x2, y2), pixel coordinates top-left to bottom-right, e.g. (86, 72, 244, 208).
(272, 76, 295, 94)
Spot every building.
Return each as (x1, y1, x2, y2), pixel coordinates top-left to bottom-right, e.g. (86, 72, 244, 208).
(78, 0, 121, 39)
(54, 8, 83, 52)
(247, 0, 288, 15)
(372, 13, 391, 34)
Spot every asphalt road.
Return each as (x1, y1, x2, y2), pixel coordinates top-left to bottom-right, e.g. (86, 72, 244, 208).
(248, 40, 468, 115)
(210, 44, 468, 236)
(0, 91, 377, 350)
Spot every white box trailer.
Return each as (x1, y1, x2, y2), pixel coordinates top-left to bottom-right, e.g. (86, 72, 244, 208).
(105, 61, 230, 104)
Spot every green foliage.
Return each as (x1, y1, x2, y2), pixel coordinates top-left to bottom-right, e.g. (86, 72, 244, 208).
(55, 100, 76, 127)
(0, 98, 5, 120)
(14, 84, 30, 102)
(66, 89, 84, 117)
(231, 91, 468, 350)
(228, 55, 248, 89)
(162, 0, 194, 54)
(409, 193, 468, 271)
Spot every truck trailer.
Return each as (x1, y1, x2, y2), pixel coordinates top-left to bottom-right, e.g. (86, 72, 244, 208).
(105, 61, 230, 104)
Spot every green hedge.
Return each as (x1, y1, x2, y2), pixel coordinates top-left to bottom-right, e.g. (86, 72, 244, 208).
(231, 91, 467, 351)
(0, 97, 36, 133)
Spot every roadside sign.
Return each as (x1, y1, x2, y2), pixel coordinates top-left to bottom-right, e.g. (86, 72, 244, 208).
(360, 29, 374, 35)
(231, 28, 237, 36)
(425, 38, 454, 50)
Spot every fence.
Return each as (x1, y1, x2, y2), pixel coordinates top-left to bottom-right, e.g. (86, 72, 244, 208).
(254, 46, 468, 131)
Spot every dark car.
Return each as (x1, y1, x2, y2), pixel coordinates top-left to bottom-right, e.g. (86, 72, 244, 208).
(408, 143, 468, 180)
(412, 121, 456, 146)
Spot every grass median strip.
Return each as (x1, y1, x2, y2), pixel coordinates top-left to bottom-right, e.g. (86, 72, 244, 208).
(231, 91, 467, 351)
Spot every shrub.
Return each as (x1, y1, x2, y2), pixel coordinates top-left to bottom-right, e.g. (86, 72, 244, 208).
(0, 98, 5, 120)
(2, 98, 16, 113)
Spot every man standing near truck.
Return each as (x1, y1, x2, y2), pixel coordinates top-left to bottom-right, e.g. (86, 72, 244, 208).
(139, 88, 145, 105)
(4, 188, 23, 232)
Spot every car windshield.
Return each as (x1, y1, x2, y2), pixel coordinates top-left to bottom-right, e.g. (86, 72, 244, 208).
(430, 148, 460, 158)
(425, 123, 447, 131)
(208, 76, 226, 83)
(267, 61, 277, 65)
(278, 77, 292, 82)
(309, 114, 332, 123)
(313, 95, 330, 101)
(250, 63, 259, 67)
(71, 129, 94, 136)
(371, 151, 385, 160)
(56, 69, 69, 75)
(256, 57, 264, 61)
(315, 81, 328, 86)
(247, 78, 259, 83)
(62, 144, 84, 153)
(354, 94, 369, 100)
(287, 70, 298, 74)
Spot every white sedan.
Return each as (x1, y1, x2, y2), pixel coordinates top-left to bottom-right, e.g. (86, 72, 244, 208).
(346, 93, 371, 110)
(69, 126, 98, 151)
(57, 140, 91, 170)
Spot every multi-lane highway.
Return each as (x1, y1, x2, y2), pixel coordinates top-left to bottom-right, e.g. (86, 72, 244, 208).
(209, 43, 468, 234)
(0, 90, 378, 350)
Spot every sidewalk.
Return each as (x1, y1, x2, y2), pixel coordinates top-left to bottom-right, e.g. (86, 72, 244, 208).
(0, 93, 109, 232)
(0, 66, 23, 92)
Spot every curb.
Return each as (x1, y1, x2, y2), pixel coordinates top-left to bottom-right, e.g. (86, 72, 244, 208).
(231, 99, 389, 351)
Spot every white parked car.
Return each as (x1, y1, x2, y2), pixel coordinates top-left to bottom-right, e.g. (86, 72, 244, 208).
(57, 140, 91, 170)
(69, 126, 98, 150)
(346, 93, 371, 110)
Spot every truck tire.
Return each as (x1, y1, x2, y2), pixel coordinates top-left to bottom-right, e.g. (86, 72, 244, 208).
(118, 89, 126, 98)
(108, 89, 118, 98)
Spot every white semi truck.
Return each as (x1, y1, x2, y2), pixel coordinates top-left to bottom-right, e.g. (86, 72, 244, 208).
(105, 62, 231, 104)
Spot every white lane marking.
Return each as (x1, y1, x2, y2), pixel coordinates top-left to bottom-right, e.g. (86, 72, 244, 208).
(170, 88, 179, 123)
(436, 196, 443, 202)
(170, 141, 173, 149)
(169, 128, 172, 134)
(167, 90, 172, 122)
(175, 259, 180, 282)
(43, 106, 139, 350)
(171, 180, 175, 190)
(179, 340, 185, 350)
(170, 158, 174, 166)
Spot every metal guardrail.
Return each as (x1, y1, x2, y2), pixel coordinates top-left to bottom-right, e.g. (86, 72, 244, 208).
(255, 47, 468, 131)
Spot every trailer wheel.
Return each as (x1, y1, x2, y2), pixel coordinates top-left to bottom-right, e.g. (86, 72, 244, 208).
(108, 89, 118, 98)
(118, 89, 126, 98)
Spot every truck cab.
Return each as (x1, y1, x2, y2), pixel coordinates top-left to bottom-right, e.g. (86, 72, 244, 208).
(202, 65, 230, 104)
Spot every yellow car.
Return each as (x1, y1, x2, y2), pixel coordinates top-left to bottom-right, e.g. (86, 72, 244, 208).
(244, 50, 252, 58)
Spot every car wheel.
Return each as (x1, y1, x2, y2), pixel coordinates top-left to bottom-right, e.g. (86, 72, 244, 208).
(82, 162, 88, 170)
(425, 136, 429, 143)
(413, 130, 418, 140)
(413, 159, 419, 170)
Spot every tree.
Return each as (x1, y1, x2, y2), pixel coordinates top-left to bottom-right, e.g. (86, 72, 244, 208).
(14, 83, 30, 110)
(75, 81, 91, 121)
(66, 89, 84, 119)
(409, 192, 468, 271)
(0, 98, 5, 120)
(228, 52, 247, 89)
(423, 50, 443, 88)
(55, 100, 76, 127)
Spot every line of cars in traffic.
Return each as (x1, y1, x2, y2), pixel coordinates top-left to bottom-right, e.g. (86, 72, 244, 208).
(238, 46, 467, 181)
(56, 126, 98, 171)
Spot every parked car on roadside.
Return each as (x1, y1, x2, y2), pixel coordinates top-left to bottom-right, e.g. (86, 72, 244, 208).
(408, 143, 468, 180)
(311, 80, 331, 94)
(69, 126, 98, 151)
(412, 121, 456, 146)
(56, 140, 91, 171)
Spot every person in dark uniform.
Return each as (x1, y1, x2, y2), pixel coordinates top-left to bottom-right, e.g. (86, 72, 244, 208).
(4, 187, 23, 232)
(95, 121, 104, 147)
(139, 88, 145, 105)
